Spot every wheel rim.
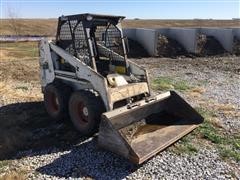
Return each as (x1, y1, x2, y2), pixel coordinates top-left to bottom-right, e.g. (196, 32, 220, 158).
(48, 91, 59, 113)
(76, 101, 89, 125)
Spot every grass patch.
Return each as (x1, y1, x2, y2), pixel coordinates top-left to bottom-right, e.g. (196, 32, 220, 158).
(196, 107, 224, 144)
(15, 86, 28, 91)
(171, 135, 198, 155)
(179, 143, 198, 154)
(0, 42, 38, 60)
(219, 145, 240, 162)
(195, 107, 240, 162)
(152, 76, 191, 92)
(198, 120, 223, 144)
(171, 107, 240, 162)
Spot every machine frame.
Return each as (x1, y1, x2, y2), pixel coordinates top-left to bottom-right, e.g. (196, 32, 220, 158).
(39, 13, 151, 111)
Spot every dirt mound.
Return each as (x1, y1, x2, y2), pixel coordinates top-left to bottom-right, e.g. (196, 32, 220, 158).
(233, 37, 240, 55)
(196, 34, 226, 56)
(157, 35, 187, 57)
(196, 34, 207, 54)
(127, 39, 149, 58)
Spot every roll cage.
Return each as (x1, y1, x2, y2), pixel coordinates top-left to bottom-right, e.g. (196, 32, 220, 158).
(56, 13, 128, 75)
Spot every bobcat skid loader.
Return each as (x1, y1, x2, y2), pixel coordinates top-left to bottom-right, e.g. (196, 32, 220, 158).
(39, 13, 203, 164)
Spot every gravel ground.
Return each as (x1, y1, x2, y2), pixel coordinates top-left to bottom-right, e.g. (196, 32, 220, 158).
(7, 138, 240, 180)
(1, 56, 239, 179)
(136, 56, 240, 132)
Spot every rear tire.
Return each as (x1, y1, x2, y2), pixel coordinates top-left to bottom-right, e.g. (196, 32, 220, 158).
(68, 90, 105, 136)
(44, 83, 71, 121)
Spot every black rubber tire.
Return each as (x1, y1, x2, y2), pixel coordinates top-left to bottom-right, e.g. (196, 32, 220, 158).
(43, 83, 71, 121)
(68, 90, 105, 136)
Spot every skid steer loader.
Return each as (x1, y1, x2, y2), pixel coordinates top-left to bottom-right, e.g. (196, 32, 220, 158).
(39, 13, 203, 164)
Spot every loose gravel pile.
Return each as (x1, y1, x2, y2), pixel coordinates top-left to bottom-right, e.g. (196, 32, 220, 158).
(7, 138, 239, 180)
(196, 34, 226, 56)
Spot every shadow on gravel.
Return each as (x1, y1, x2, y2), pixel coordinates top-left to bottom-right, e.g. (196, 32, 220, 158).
(0, 101, 86, 160)
(0, 101, 139, 179)
(36, 138, 138, 179)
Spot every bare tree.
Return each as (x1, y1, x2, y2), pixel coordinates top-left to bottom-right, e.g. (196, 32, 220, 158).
(7, 7, 21, 35)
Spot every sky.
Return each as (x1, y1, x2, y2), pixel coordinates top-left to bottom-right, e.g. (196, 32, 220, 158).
(0, 0, 239, 19)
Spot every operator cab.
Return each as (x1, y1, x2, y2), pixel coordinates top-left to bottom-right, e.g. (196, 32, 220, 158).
(56, 13, 129, 77)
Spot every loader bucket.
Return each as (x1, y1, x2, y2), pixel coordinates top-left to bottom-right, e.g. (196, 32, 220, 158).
(98, 91, 203, 164)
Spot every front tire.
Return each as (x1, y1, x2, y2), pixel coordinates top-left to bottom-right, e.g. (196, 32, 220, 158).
(43, 83, 71, 121)
(68, 90, 105, 136)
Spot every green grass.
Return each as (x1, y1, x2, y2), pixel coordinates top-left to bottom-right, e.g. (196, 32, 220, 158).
(196, 107, 224, 144)
(219, 145, 240, 162)
(198, 120, 223, 144)
(180, 143, 198, 154)
(0, 42, 38, 59)
(15, 86, 29, 91)
(152, 77, 191, 92)
(171, 135, 198, 155)
(196, 107, 240, 162)
(171, 107, 240, 162)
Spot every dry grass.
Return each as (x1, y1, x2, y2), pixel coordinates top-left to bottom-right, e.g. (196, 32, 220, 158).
(190, 87, 206, 94)
(0, 50, 8, 61)
(0, 42, 38, 61)
(215, 103, 240, 118)
(0, 81, 42, 103)
(216, 103, 235, 112)
(187, 87, 239, 128)
(187, 87, 206, 98)
(0, 19, 239, 36)
(0, 42, 42, 159)
(0, 19, 57, 36)
(0, 169, 27, 180)
(122, 19, 240, 29)
(0, 42, 40, 83)
(186, 86, 239, 120)
(0, 61, 39, 82)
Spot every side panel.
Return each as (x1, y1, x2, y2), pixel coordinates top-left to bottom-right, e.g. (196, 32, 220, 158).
(49, 42, 111, 110)
(39, 38, 55, 88)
